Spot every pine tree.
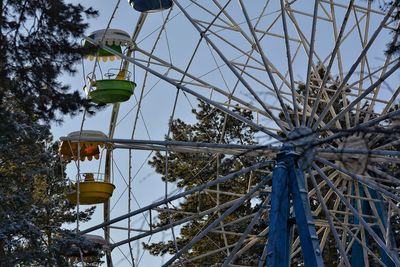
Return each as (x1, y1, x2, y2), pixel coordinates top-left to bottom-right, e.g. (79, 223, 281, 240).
(144, 101, 268, 265)
(0, 115, 100, 266)
(0, 0, 98, 133)
(0, 0, 102, 265)
(381, 0, 400, 56)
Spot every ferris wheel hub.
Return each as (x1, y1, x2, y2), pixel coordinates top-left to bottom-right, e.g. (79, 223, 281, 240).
(286, 127, 316, 170)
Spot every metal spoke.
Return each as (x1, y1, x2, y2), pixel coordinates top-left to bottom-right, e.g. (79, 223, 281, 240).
(312, 2, 397, 130)
(238, 0, 293, 130)
(302, 0, 319, 126)
(307, 0, 354, 128)
(309, 168, 351, 266)
(316, 157, 400, 204)
(280, 0, 300, 127)
(313, 163, 400, 266)
(162, 177, 270, 267)
(172, 0, 289, 134)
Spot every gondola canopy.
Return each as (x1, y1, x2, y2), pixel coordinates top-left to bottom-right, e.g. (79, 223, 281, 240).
(84, 29, 133, 61)
(59, 130, 110, 161)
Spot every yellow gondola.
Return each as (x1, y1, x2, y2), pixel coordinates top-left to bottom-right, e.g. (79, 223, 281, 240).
(67, 173, 115, 205)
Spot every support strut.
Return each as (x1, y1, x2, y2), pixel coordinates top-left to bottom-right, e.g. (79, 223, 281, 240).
(350, 186, 396, 267)
(266, 146, 324, 267)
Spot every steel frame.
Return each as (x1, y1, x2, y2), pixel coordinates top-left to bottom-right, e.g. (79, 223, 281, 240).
(266, 146, 324, 267)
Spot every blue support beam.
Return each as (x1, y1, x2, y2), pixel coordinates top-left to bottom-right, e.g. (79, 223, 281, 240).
(369, 189, 396, 267)
(350, 185, 397, 267)
(266, 161, 290, 267)
(265, 146, 397, 267)
(265, 147, 324, 267)
(350, 183, 366, 267)
(290, 159, 324, 267)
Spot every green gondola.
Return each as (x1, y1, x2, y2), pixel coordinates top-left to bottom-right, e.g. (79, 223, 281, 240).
(88, 79, 136, 104)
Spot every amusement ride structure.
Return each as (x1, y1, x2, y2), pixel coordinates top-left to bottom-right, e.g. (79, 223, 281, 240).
(59, 0, 400, 266)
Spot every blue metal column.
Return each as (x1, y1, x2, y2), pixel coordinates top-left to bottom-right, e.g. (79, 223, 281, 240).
(350, 186, 396, 267)
(350, 183, 366, 267)
(266, 147, 324, 267)
(289, 157, 324, 267)
(370, 189, 396, 267)
(266, 160, 290, 267)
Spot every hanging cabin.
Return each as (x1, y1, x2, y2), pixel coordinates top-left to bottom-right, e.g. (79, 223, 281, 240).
(129, 0, 173, 12)
(66, 173, 115, 205)
(59, 131, 115, 205)
(61, 234, 108, 258)
(84, 29, 136, 104)
(59, 130, 109, 161)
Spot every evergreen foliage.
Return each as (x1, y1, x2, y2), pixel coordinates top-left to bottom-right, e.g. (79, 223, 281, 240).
(0, 0, 98, 133)
(379, 0, 400, 56)
(0, 117, 100, 266)
(144, 101, 269, 265)
(0, 0, 102, 265)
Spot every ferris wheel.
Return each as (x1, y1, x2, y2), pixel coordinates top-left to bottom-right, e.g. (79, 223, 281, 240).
(59, 0, 400, 266)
